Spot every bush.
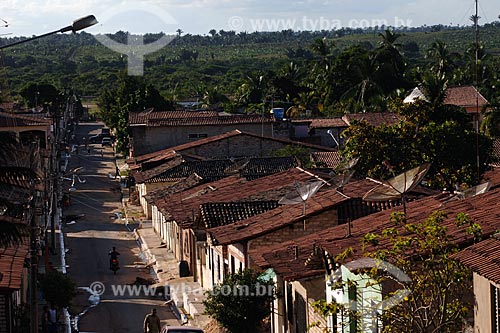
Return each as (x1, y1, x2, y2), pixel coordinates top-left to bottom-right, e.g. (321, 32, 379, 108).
(40, 270, 77, 308)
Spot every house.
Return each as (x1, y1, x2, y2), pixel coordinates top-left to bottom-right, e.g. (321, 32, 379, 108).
(204, 178, 382, 292)
(149, 167, 325, 281)
(128, 109, 276, 156)
(404, 85, 488, 126)
(341, 112, 403, 127)
(290, 118, 348, 147)
(289, 113, 402, 149)
(451, 236, 500, 333)
(0, 111, 52, 150)
(251, 186, 500, 333)
(127, 129, 335, 168)
(133, 154, 299, 219)
(0, 241, 30, 333)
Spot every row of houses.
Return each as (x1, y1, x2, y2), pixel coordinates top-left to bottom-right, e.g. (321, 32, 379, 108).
(126, 85, 498, 333)
(130, 136, 500, 332)
(0, 110, 55, 332)
(128, 85, 487, 158)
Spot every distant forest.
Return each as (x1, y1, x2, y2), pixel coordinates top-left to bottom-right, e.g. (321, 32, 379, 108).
(1, 21, 500, 113)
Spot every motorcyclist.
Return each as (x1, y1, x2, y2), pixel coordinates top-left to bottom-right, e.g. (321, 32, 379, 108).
(108, 246, 120, 269)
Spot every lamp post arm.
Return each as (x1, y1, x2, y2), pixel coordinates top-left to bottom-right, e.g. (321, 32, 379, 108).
(0, 29, 62, 50)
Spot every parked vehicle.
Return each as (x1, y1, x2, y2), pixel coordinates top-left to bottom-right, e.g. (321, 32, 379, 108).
(101, 137, 113, 147)
(160, 326, 204, 333)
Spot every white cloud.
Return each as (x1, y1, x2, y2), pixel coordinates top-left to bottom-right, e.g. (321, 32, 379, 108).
(1, 0, 499, 36)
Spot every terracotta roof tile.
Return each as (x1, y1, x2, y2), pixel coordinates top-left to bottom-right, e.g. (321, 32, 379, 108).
(155, 168, 324, 228)
(132, 155, 184, 183)
(0, 242, 29, 290)
(0, 111, 52, 127)
(201, 201, 280, 229)
(235, 156, 299, 180)
(128, 130, 336, 166)
(208, 178, 380, 245)
(144, 173, 204, 203)
(451, 237, 500, 285)
(444, 86, 488, 110)
(311, 151, 342, 169)
(342, 112, 402, 127)
(129, 109, 219, 125)
(148, 159, 234, 183)
(252, 187, 500, 280)
(309, 118, 348, 128)
(129, 109, 275, 127)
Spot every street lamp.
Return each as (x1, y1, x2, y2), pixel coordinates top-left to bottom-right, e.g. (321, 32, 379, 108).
(0, 15, 97, 50)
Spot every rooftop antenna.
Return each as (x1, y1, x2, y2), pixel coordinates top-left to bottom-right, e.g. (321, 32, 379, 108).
(363, 163, 431, 217)
(279, 180, 325, 230)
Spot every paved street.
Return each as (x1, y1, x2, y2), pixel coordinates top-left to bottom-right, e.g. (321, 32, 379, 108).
(63, 122, 176, 332)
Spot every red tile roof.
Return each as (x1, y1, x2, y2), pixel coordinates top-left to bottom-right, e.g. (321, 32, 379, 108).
(0, 242, 29, 290)
(292, 118, 348, 129)
(129, 109, 274, 127)
(251, 186, 500, 280)
(129, 109, 219, 125)
(342, 112, 402, 127)
(311, 151, 342, 169)
(444, 86, 488, 110)
(451, 237, 500, 285)
(128, 130, 336, 166)
(154, 168, 325, 228)
(0, 111, 52, 127)
(201, 201, 280, 229)
(207, 178, 385, 246)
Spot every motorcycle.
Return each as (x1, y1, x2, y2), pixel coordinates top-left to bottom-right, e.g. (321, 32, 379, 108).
(110, 258, 120, 274)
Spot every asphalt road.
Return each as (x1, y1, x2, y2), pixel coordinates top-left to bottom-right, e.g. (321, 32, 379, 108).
(63, 122, 176, 333)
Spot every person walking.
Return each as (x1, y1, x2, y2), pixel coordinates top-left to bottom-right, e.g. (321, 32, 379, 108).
(41, 305, 50, 333)
(143, 308, 161, 333)
(47, 303, 58, 333)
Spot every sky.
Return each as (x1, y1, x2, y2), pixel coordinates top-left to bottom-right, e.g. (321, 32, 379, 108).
(1, 0, 499, 37)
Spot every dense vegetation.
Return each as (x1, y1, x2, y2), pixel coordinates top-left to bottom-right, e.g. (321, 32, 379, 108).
(0, 22, 499, 104)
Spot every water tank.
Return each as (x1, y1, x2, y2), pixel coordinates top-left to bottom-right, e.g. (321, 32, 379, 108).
(272, 108, 285, 120)
(179, 260, 190, 277)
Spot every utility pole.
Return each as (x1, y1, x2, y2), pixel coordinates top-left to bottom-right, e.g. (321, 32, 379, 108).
(29, 212, 38, 333)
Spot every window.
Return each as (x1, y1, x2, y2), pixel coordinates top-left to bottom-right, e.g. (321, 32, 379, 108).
(230, 255, 235, 274)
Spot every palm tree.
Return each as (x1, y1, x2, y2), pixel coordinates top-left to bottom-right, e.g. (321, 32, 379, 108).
(341, 54, 384, 111)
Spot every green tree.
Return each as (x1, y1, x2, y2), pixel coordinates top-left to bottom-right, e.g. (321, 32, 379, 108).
(341, 99, 492, 189)
(40, 270, 77, 308)
(19, 83, 62, 108)
(97, 72, 174, 154)
(203, 269, 275, 333)
(313, 210, 479, 333)
(366, 211, 478, 332)
(272, 145, 311, 168)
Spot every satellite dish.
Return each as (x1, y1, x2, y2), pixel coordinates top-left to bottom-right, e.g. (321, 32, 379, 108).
(460, 181, 491, 199)
(363, 163, 431, 215)
(328, 157, 359, 189)
(279, 180, 325, 229)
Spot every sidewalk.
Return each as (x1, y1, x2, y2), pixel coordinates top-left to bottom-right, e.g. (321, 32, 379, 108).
(117, 167, 211, 329)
